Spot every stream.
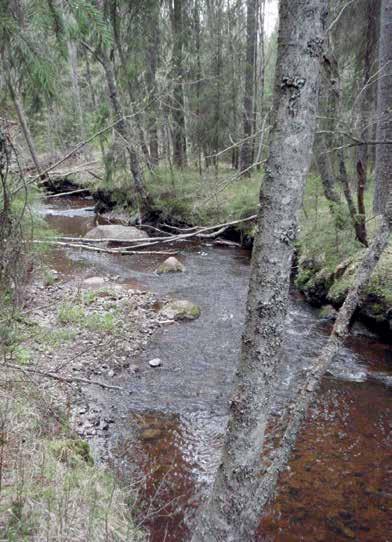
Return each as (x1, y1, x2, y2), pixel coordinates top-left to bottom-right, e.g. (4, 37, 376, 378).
(41, 197, 391, 541)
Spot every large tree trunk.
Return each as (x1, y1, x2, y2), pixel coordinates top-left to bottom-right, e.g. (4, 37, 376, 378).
(171, 0, 187, 168)
(191, 1, 326, 540)
(374, 0, 392, 214)
(239, 0, 257, 175)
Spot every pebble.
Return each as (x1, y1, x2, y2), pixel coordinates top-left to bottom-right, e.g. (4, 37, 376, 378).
(148, 358, 162, 367)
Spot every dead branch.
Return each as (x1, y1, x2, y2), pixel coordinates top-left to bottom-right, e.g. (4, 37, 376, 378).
(32, 240, 177, 255)
(3, 362, 124, 391)
(46, 188, 91, 198)
(47, 215, 257, 248)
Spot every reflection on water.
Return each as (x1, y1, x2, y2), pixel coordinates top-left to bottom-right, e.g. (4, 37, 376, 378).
(41, 197, 392, 542)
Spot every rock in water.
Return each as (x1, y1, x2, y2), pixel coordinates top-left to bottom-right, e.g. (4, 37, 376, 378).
(156, 256, 185, 274)
(84, 225, 147, 242)
(148, 358, 162, 367)
(160, 299, 201, 321)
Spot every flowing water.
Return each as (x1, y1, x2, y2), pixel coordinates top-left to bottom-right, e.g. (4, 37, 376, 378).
(41, 197, 392, 541)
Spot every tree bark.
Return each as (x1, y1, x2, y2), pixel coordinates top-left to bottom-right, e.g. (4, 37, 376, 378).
(67, 39, 85, 141)
(239, 0, 258, 175)
(6, 78, 42, 176)
(100, 50, 152, 209)
(109, 0, 152, 169)
(171, 0, 187, 168)
(191, 1, 326, 540)
(145, 0, 160, 166)
(374, 0, 392, 214)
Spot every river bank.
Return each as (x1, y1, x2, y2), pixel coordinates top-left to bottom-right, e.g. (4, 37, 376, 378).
(14, 194, 389, 541)
(44, 165, 392, 338)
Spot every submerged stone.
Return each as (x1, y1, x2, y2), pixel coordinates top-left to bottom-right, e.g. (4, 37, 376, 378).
(156, 256, 185, 274)
(160, 299, 201, 321)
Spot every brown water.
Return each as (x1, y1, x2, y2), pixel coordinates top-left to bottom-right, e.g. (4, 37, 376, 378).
(41, 197, 392, 541)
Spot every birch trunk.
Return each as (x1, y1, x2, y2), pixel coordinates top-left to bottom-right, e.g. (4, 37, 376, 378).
(191, 1, 326, 540)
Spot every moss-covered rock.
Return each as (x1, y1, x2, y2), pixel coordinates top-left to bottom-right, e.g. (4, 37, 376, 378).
(160, 299, 201, 321)
(156, 256, 185, 274)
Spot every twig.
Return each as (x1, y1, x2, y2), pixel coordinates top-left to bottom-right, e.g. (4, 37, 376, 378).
(3, 362, 123, 391)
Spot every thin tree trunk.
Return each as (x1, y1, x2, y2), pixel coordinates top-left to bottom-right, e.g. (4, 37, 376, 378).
(171, 0, 187, 168)
(84, 51, 107, 165)
(67, 39, 85, 141)
(338, 145, 368, 246)
(145, 0, 160, 166)
(374, 0, 392, 214)
(239, 0, 257, 175)
(356, 0, 378, 179)
(191, 1, 326, 540)
(100, 51, 152, 209)
(109, 1, 152, 170)
(6, 79, 42, 176)
(356, 159, 368, 246)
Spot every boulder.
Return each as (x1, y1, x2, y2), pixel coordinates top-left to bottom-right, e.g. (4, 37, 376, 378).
(160, 299, 201, 321)
(84, 225, 147, 243)
(156, 256, 185, 274)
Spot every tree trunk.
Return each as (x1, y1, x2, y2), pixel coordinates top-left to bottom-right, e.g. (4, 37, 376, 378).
(109, 0, 152, 170)
(191, 1, 326, 540)
(374, 0, 392, 214)
(356, 0, 379, 178)
(171, 0, 187, 168)
(67, 39, 85, 141)
(239, 0, 257, 175)
(100, 51, 152, 209)
(6, 78, 42, 176)
(314, 58, 341, 204)
(145, 0, 160, 166)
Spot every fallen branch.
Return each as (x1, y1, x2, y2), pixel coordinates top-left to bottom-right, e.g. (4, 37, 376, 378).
(3, 362, 124, 391)
(32, 240, 177, 255)
(46, 214, 258, 248)
(46, 188, 91, 198)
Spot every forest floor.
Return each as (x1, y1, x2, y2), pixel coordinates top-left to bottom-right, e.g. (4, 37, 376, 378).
(0, 262, 172, 540)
